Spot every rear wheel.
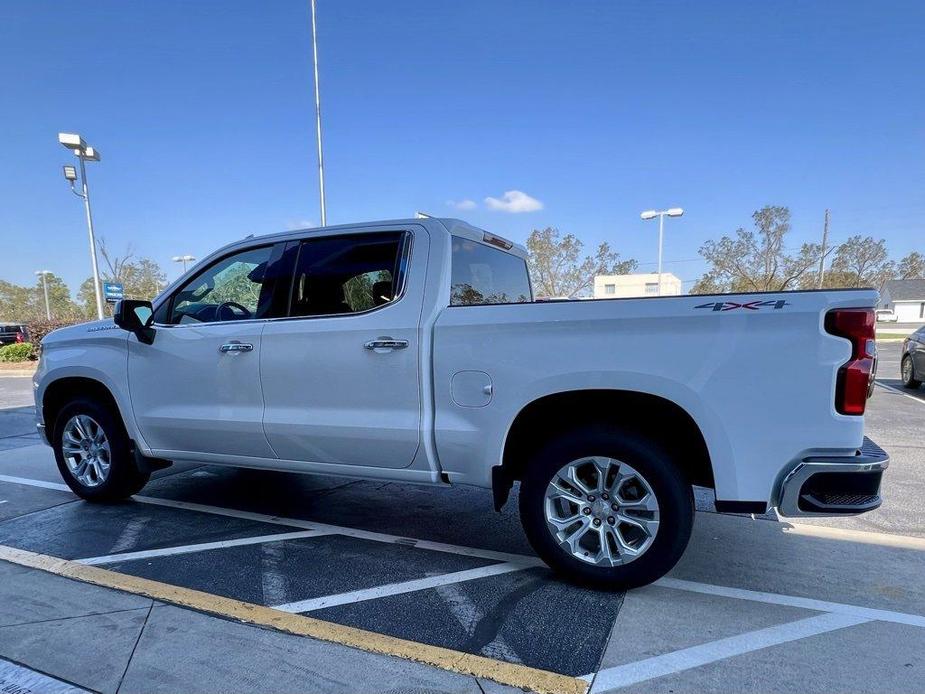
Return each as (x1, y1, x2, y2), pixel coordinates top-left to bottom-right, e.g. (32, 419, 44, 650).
(519, 425, 694, 589)
(53, 398, 150, 501)
(901, 356, 921, 389)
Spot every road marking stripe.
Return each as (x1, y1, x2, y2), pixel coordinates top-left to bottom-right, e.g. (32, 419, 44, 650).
(76, 530, 333, 565)
(655, 577, 925, 628)
(4, 472, 925, 627)
(875, 380, 925, 405)
(781, 522, 925, 551)
(587, 613, 869, 692)
(274, 561, 531, 613)
(131, 494, 544, 566)
(0, 544, 586, 694)
(0, 474, 70, 491)
(0, 473, 541, 564)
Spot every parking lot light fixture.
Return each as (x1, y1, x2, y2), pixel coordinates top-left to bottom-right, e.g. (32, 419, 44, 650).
(172, 255, 196, 273)
(58, 132, 105, 320)
(640, 207, 684, 296)
(35, 270, 52, 320)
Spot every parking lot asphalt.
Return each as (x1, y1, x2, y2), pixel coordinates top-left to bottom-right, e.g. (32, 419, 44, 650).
(0, 347, 922, 694)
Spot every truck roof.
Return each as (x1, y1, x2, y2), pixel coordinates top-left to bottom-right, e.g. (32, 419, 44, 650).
(245, 217, 529, 260)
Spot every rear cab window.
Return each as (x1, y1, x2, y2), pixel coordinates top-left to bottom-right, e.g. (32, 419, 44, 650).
(450, 236, 532, 306)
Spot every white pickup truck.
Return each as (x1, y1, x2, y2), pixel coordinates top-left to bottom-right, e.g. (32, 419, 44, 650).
(33, 218, 888, 587)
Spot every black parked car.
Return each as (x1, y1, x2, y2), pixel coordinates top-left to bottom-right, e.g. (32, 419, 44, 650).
(0, 323, 28, 346)
(901, 326, 925, 389)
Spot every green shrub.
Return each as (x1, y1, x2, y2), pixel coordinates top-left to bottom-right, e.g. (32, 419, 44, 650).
(0, 342, 33, 362)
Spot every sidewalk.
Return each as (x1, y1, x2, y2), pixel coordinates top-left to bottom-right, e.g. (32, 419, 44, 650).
(0, 559, 516, 694)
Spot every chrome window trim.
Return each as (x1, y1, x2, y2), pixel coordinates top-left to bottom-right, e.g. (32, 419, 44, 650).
(152, 230, 414, 329)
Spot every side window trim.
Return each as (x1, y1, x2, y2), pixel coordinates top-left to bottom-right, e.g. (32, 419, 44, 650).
(278, 230, 413, 321)
(153, 242, 281, 327)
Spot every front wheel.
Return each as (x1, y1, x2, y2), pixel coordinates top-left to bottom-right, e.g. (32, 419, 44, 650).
(519, 426, 694, 589)
(901, 355, 922, 389)
(53, 398, 150, 502)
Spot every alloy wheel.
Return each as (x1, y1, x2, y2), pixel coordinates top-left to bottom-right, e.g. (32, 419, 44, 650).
(544, 457, 660, 566)
(61, 414, 111, 487)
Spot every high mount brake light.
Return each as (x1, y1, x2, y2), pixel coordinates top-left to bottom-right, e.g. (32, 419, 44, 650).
(824, 308, 876, 416)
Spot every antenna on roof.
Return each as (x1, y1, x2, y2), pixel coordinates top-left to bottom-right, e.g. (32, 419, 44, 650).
(414, 211, 433, 219)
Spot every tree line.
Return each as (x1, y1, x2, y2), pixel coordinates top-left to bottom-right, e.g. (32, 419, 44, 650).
(526, 207, 922, 298)
(690, 206, 923, 294)
(0, 239, 166, 322)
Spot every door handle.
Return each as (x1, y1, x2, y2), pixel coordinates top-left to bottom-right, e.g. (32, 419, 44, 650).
(219, 342, 254, 353)
(364, 338, 409, 351)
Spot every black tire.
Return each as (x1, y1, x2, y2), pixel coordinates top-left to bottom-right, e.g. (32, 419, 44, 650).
(519, 425, 694, 590)
(901, 355, 922, 389)
(53, 397, 150, 502)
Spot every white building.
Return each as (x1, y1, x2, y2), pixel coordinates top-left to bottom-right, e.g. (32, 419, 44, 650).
(880, 279, 925, 322)
(593, 272, 683, 299)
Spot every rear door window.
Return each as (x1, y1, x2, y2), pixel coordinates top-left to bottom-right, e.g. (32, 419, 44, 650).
(288, 232, 406, 317)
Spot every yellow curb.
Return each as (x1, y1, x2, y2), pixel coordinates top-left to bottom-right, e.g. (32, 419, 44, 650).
(0, 544, 587, 694)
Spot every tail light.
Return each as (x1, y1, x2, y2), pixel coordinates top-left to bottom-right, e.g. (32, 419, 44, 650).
(824, 308, 876, 415)
(15, 332, 24, 343)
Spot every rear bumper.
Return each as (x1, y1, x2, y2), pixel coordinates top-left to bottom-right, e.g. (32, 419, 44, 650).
(778, 437, 889, 517)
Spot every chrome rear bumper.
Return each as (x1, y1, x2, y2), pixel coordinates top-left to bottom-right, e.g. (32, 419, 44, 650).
(778, 437, 889, 517)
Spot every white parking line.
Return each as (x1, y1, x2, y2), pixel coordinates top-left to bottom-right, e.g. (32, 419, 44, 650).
(781, 521, 925, 551)
(274, 561, 530, 613)
(0, 474, 69, 491)
(875, 380, 925, 405)
(133, 493, 544, 566)
(655, 577, 925, 628)
(4, 472, 924, 632)
(0, 473, 544, 565)
(587, 612, 870, 692)
(76, 530, 333, 565)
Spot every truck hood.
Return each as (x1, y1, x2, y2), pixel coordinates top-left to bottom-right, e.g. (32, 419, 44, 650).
(42, 319, 122, 345)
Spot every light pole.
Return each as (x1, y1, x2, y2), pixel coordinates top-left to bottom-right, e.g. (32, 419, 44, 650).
(640, 207, 684, 296)
(172, 255, 196, 273)
(59, 133, 104, 320)
(309, 0, 327, 226)
(35, 270, 52, 320)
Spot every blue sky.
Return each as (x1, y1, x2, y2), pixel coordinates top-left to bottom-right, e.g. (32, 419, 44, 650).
(2, 0, 923, 293)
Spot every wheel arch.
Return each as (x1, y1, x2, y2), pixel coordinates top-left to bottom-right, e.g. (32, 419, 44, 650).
(494, 389, 714, 510)
(42, 376, 127, 440)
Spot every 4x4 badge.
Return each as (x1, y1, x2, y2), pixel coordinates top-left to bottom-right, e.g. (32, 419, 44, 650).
(695, 299, 789, 312)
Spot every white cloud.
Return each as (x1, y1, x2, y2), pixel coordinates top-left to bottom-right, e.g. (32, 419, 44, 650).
(484, 190, 543, 213)
(446, 199, 477, 211)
